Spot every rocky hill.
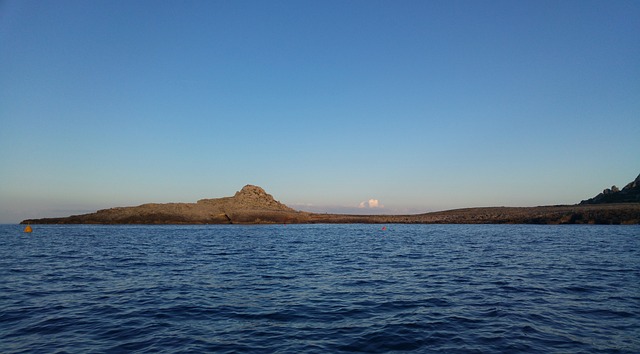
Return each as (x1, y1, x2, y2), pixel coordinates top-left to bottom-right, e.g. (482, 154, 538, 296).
(22, 185, 303, 224)
(580, 174, 640, 204)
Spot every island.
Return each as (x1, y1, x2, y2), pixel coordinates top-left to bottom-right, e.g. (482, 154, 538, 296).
(21, 175, 640, 225)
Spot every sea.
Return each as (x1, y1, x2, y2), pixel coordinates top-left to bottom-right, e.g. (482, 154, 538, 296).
(1, 224, 638, 353)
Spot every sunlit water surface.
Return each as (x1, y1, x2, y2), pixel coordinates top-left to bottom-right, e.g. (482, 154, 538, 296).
(1, 224, 639, 353)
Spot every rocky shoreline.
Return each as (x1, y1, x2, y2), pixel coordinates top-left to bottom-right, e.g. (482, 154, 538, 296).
(21, 183, 640, 225)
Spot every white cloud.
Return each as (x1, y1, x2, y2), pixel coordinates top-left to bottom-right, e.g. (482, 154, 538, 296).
(359, 199, 383, 208)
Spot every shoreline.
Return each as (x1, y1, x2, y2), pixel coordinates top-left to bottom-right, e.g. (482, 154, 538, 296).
(21, 203, 640, 225)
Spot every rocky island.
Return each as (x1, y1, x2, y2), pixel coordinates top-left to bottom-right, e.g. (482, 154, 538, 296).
(22, 185, 300, 225)
(21, 175, 640, 225)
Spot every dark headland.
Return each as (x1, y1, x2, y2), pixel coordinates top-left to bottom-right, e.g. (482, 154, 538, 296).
(21, 175, 640, 225)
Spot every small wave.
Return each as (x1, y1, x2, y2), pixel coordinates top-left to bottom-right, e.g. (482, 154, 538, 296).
(1, 224, 639, 353)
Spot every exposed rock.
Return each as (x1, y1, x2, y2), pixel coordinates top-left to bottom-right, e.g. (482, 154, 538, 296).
(580, 174, 640, 204)
(22, 185, 303, 225)
(226, 185, 294, 212)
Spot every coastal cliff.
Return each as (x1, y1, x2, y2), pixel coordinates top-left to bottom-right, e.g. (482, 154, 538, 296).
(21, 177, 640, 225)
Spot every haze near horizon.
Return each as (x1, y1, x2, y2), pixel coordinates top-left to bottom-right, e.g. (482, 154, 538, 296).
(1, 0, 639, 223)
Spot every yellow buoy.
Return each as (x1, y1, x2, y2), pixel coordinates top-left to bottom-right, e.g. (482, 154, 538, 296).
(24, 225, 32, 233)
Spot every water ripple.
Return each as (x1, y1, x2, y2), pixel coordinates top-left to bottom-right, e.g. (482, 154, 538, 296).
(1, 224, 639, 353)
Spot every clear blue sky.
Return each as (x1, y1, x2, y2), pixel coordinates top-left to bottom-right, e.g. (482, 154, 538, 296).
(1, 0, 639, 223)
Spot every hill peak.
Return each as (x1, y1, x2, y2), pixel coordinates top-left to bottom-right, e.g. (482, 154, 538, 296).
(580, 173, 640, 204)
(231, 185, 294, 211)
(235, 184, 268, 198)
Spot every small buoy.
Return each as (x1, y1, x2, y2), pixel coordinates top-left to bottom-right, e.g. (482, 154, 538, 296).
(381, 226, 387, 231)
(24, 225, 33, 233)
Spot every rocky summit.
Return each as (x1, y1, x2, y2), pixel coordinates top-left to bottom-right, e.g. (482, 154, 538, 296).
(580, 174, 640, 204)
(206, 184, 294, 212)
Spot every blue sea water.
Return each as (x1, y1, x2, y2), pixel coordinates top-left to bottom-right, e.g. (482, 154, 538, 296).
(1, 224, 639, 353)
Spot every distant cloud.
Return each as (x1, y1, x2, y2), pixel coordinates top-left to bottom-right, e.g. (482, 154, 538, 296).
(359, 199, 383, 208)
(281, 202, 425, 216)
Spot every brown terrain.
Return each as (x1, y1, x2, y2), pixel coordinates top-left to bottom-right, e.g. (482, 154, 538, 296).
(21, 175, 640, 225)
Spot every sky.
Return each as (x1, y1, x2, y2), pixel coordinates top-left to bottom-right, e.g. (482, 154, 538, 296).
(1, 0, 639, 223)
